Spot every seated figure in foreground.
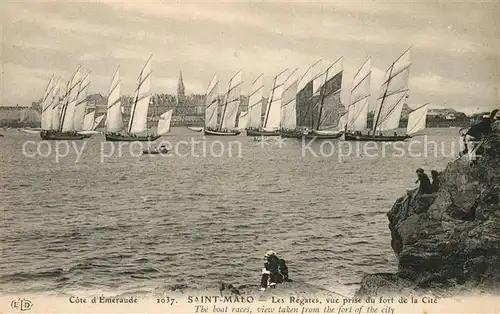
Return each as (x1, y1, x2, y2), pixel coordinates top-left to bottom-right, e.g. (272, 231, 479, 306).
(260, 250, 292, 291)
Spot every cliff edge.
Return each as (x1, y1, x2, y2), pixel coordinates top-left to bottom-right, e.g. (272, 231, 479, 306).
(355, 121, 500, 297)
(356, 121, 500, 296)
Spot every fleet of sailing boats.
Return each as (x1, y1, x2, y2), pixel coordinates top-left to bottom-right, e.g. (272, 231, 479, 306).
(40, 66, 92, 140)
(343, 47, 428, 141)
(21, 47, 430, 143)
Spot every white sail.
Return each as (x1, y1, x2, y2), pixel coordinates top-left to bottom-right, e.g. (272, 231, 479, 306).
(373, 48, 411, 132)
(60, 67, 82, 132)
(263, 69, 289, 131)
(51, 102, 61, 131)
(238, 111, 248, 130)
(40, 75, 55, 130)
(377, 93, 407, 131)
(61, 99, 77, 132)
(157, 109, 173, 135)
(128, 55, 152, 134)
(83, 111, 95, 131)
(346, 58, 371, 131)
(247, 74, 264, 129)
(92, 114, 105, 131)
(281, 76, 299, 131)
(73, 72, 91, 131)
(407, 103, 429, 135)
(204, 74, 219, 130)
(220, 70, 243, 130)
(106, 67, 123, 132)
(45, 77, 61, 130)
(298, 59, 324, 92)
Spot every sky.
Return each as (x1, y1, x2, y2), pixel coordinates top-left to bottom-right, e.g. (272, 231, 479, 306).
(1, 0, 498, 114)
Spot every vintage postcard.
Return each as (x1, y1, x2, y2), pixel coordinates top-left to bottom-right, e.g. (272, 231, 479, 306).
(1, 0, 499, 313)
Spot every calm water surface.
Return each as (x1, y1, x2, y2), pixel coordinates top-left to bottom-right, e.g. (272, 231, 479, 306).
(0, 127, 462, 296)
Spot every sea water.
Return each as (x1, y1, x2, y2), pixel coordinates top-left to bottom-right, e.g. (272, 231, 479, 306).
(0, 127, 461, 296)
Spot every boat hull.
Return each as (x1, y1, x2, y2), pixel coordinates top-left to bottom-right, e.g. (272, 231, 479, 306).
(281, 130, 344, 140)
(304, 131, 344, 140)
(40, 132, 85, 140)
(105, 133, 161, 142)
(204, 129, 241, 136)
(20, 128, 42, 135)
(344, 133, 411, 142)
(142, 149, 169, 155)
(280, 130, 301, 138)
(246, 129, 280, 136)
(187, 126, 203, 132)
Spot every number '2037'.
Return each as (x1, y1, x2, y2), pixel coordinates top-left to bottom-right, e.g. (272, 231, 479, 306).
(157, 297, 175, 305)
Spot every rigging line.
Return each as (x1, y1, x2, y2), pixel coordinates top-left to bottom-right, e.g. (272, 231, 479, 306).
(263, 69, 287, 128)
(372, 62, 395, 135)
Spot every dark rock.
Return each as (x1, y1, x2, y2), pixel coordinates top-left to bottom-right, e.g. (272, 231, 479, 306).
(356, 121, 500, 297)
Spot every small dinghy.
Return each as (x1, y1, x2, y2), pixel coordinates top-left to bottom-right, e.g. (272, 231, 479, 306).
(142, 145, 169, 155)
(187, 126, 203, 132)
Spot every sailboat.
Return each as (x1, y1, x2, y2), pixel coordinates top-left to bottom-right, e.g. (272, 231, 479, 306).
(74, 72, 91, 132)
(204, 70, 243, 136)
(341, 57, 371, 138)
(294, 58, 344, 140)
(203, 74, 219, 134)
(21, 75, 59, 134)
(105, 55, 161, 142)
(102, 67, 123, 137)
(344, 47, 413, 142)
(142, 109, 172, 155)
(247, 69, 289, 136)
(41, 66, 86, 140)
(281, 59, 322, 138)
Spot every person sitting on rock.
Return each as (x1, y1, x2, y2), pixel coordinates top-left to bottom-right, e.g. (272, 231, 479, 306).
(415, 168, 431, 195)
(260, 250, 291, 290)
(430, 170, 441, 193)
(460, 109, 498, 161)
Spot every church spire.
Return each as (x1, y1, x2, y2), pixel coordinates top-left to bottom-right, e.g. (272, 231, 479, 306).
(177, 71, 185, 105)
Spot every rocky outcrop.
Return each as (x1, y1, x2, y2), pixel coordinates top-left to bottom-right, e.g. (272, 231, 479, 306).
(356, 121, 500, 297)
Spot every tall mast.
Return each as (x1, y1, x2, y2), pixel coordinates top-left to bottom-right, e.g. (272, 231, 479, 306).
(218, 69, 242, 131)
(371, 47, 411, 135)
(315, 57, 342, 130)
(296, 59, 322, 128)
(41, 74, 55, 113)
(372, 63, 394, 136)
(58, 66, 83, 132)
(105, 66, 120, 134)
(127, 54, 152, 134)
(346, 57, 371, 133)
(263, 69, 288, 129)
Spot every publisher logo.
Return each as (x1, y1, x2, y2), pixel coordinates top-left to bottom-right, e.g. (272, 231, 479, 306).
(11, 298, 33, 311)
